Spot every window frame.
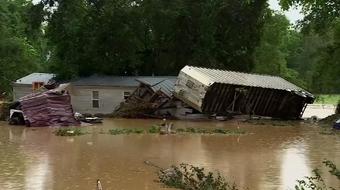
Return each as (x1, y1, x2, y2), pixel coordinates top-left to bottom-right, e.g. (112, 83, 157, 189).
(32, 82, 44, 91)
(123, 91, 131, 100)
(92, 91, 100, 108)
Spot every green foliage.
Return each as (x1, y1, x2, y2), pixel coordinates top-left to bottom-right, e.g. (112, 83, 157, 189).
(54, 128, 85, 136)
(314, 95, 340, 105)
(279, 0, 340, 93)
(109, 128, 144, 135)
(108, 126, 246, 135)
(308, 21, 340, 93)
(295, 160, 340, 190)
(158, 161, 339, 190)
(158, 164, 238, 190)
(280, 0, 340, 32)
(148, 125, 161, 134)
(0, 0, 42, 95)
(37, 0, 268, 79)
(253, 11, 305, 87)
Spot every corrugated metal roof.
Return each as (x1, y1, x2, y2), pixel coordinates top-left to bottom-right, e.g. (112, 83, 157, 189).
(72, 75, 176, 88)
(136, 77, 177, 97)
(15, 73, 56, 85)
(181, 66, 313, 97)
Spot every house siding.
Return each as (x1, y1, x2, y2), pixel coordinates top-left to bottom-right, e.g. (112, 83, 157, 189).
(69, 85, 136, 114)
(12, 84, 33, 101)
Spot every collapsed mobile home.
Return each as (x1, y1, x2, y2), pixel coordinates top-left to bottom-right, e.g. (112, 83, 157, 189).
(174, 66, 315, 119)
(115, 77, 195, 119)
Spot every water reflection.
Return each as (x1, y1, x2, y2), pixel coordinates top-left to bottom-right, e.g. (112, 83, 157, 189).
(0, 120, 339, 190)
(24, 152, 50, 190)
(280, 143, 310, 189)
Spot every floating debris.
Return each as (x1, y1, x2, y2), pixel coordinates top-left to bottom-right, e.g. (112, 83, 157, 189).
(96, 179, 103, 190)
(54, 128, 85, 136)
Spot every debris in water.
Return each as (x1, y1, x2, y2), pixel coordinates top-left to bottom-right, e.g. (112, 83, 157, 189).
(54, 128, 85, 136)
(96, 179, 103, 190)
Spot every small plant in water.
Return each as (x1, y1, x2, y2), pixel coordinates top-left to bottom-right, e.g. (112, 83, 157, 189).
(295, 160, 340, 190)
(158, 164, 239, 190)
(148, 125, 161, 133)
(109, 128, 145, 135)
(175, 128, 246, 135)
(55, 128, 84, 136)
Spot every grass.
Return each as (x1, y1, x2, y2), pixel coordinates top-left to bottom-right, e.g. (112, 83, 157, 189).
(148, 125, 161, 133)
(108, 126, 246, 136)
(109, 128, 144, 135)
(315, 94, 340, 105)
(54, 128, 85, 136)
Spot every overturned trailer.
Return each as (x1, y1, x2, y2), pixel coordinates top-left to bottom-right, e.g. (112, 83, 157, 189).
(174, 66, 315, 119)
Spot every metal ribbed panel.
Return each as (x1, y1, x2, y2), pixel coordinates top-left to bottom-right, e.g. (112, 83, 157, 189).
(181, 66, 313, 98)
(136, 77, 176, 97)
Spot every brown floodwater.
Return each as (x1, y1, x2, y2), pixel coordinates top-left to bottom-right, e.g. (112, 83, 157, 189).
(0, 119, 339, 190)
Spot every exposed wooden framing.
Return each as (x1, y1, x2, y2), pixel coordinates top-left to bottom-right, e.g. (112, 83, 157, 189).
(263, 91, 274, 115)
(217, 84, 229, 113)
(216, 85, 230, 113)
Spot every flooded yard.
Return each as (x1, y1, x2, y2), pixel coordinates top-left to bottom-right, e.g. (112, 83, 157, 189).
(0, 119, 339, 190)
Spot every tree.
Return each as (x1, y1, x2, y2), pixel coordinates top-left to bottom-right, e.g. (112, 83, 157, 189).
(280, 0, 340, 31)
(279, 0, 340, 93)
(0, 0, 41, 95)
(36, 0, 268, 79)
(253, 11, 305, 87)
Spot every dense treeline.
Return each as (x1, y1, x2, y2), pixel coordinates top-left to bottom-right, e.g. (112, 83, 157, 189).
(43, 0, 267, 78)
(0, 0, 45, 93)
(0, 0, 339, 96)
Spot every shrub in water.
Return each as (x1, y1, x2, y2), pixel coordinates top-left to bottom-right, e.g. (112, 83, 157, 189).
(158, 164, 238, 190)
(148, 126, 161, 133)
(295, 160, 340, 190)
(109, 128, 145, 135)
(55, 128, 84, 136)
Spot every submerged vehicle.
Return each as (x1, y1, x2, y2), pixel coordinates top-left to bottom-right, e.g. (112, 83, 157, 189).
(334, 119, 340, 130)
(8, 101, 26, 125)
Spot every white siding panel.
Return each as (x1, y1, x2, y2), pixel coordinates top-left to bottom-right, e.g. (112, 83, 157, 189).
(13, 85, 33, 100)
(70, 86, 136, 114)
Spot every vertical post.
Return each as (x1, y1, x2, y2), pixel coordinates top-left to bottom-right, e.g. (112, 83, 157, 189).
(232, 90, 237, 112)
(299, 103, 308, 118)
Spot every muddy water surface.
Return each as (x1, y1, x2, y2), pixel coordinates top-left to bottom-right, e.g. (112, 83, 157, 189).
(0, 119, 339, 190)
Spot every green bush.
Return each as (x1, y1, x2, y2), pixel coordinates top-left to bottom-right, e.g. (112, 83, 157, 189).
(158, 161, 339, 190)
(148, 126, 161, 133)
(109, 128, 145, 135)
(295, 160, 340, 190)
(158, 164, 238, 190)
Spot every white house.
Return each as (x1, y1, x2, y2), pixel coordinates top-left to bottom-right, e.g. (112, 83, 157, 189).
(12, 73, 56, 101)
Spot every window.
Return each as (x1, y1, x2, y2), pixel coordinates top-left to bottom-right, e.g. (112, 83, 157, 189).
(92, 91, 99, 108)
(32, 82, 44, 91)
(123, 91, 131, 100)
(186, 80, 194, 89)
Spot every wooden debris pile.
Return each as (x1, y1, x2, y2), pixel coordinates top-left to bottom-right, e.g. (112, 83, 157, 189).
(115, 77, 193, 118)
